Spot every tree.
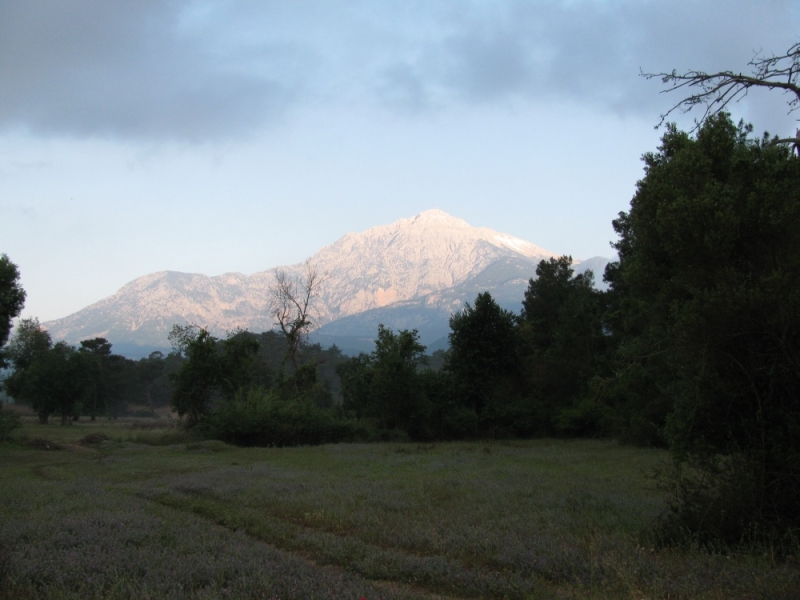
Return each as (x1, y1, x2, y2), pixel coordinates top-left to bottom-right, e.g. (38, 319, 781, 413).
(606, 113, 800, 547)
(338, 325, 428, 435)
(19, 342, 93, 426)
(518, 258, 607, 434)
(169, 325, 220, 426)
(0, 254, 26, 356)
(139, 351, 165, 411)
(337, 352, 375, 416)
(269, 261, 325, 372)
(3, 317, 52, 372)
(446, 292, 519, 423)
(218, 329, 261, 400)
(643, 42, 800, 144)
(2, 318, 53, 422)
(78, 337, 113, 421)
(370, 325, 428, 434)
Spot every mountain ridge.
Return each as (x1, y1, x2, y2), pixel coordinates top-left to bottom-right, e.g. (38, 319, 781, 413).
(43, 209, 609, 354)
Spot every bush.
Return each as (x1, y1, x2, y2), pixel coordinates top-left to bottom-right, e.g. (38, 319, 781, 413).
(0, 405, 21, 442)
(130, 409, 158, 418)
(202, 387, 373, 447)
(555, 398, 612, 437)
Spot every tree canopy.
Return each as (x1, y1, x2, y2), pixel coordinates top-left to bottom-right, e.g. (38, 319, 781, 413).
(446, 292, 519, 418)
(0, 254, 26, 356)
(606, 113, 800, 545)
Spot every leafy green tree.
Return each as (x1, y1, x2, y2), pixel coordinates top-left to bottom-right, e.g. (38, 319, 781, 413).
(78, 337, 113, 421)
(3, 317, 51, 372)
(370, 325, 428, 433)
(0, 403, 21, 441)
(139, 351, 165, 411)
(20, 342, 93, 426)
(607, 114, 800, 546)
(518, 258, 607, 434)
(338, 325, 428, 435)
(0, 254, 26, 357)
(219, 330, 261, 400)
(446, 292, 519, 427)
(2, 318, 53, 422)
(169, 325, 220, 426)
(103, 353, 140, 418)
(337, 353, 375, 416)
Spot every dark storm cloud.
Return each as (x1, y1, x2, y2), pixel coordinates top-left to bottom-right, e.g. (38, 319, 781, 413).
(1, 1, 797, 142)
(0, 1, 313, 141)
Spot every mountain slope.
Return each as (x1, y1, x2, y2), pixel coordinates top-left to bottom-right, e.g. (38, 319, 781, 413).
(293, 209, 557, 322)
(43, 209, 603, 352)
(312, 255, 610, 354)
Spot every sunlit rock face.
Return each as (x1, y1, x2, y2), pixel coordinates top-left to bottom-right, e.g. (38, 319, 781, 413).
(43, 209, 569, 348)
(304, 209, 557, 322)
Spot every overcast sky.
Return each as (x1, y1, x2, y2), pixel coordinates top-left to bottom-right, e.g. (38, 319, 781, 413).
(2, 0, 799, 322)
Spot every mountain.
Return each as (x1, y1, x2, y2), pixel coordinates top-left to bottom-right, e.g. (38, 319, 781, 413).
(43, 209, 609, 355)
(312, 255, 610, 354)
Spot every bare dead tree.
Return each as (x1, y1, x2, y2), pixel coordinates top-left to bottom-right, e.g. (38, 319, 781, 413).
(643, 42, 800, 147)
(269, 260, 326, 371)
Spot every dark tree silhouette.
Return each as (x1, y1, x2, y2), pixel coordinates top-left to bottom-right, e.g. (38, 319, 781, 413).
(643, 41, 800, 148)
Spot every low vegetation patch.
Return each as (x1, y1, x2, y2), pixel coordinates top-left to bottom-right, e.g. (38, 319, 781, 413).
(1, 420, 797, 599)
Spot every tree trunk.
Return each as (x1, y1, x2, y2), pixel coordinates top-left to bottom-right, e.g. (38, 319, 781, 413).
(61, 412, 71, 426)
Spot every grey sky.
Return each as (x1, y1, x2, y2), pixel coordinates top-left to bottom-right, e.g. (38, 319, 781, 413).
(1, 1, 799, 322)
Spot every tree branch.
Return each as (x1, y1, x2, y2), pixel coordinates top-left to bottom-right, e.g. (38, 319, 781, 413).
(642, 43, 800, 130)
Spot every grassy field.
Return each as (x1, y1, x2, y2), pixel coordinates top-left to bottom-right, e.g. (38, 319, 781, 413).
(0, 416, 797, 599)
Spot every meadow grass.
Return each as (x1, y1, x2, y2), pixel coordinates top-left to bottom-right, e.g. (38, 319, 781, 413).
(0, 418, 797, 599)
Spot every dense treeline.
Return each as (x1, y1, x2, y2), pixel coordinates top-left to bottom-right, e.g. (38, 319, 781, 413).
(1, 318, 181, 424)
(0, 323, 346, 427)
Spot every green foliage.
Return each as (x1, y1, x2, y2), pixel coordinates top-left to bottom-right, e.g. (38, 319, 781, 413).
(0, 404, 21, 441)
(338, 325, 430, 436)
(607, 114, 800, 547)
(218, 329, 261, 399)
(2, 319, 54, 423)
(446, 292, 519, 423)
(168, 324, 342, 441)
(4, 325, 148, 422)
(137, 350, 166, 409)
(0, 254, 26, 357)
(18, 342, 94, 425)
(371, 325, 428, 432)
(169, 325, 220, 426)
(78, 337, 114, 420)
(519, 257, 609, 435)
(202, 386, 371, 446)
(2, 317, 52, 374)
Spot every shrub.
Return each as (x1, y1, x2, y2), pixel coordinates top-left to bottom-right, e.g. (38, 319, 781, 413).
(0, 405, 21, 442)
(202, 387, 372, 447)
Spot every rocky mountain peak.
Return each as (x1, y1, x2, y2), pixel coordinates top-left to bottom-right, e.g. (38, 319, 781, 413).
(408, 209, 471, 227)
(43, 209, 573, 350)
